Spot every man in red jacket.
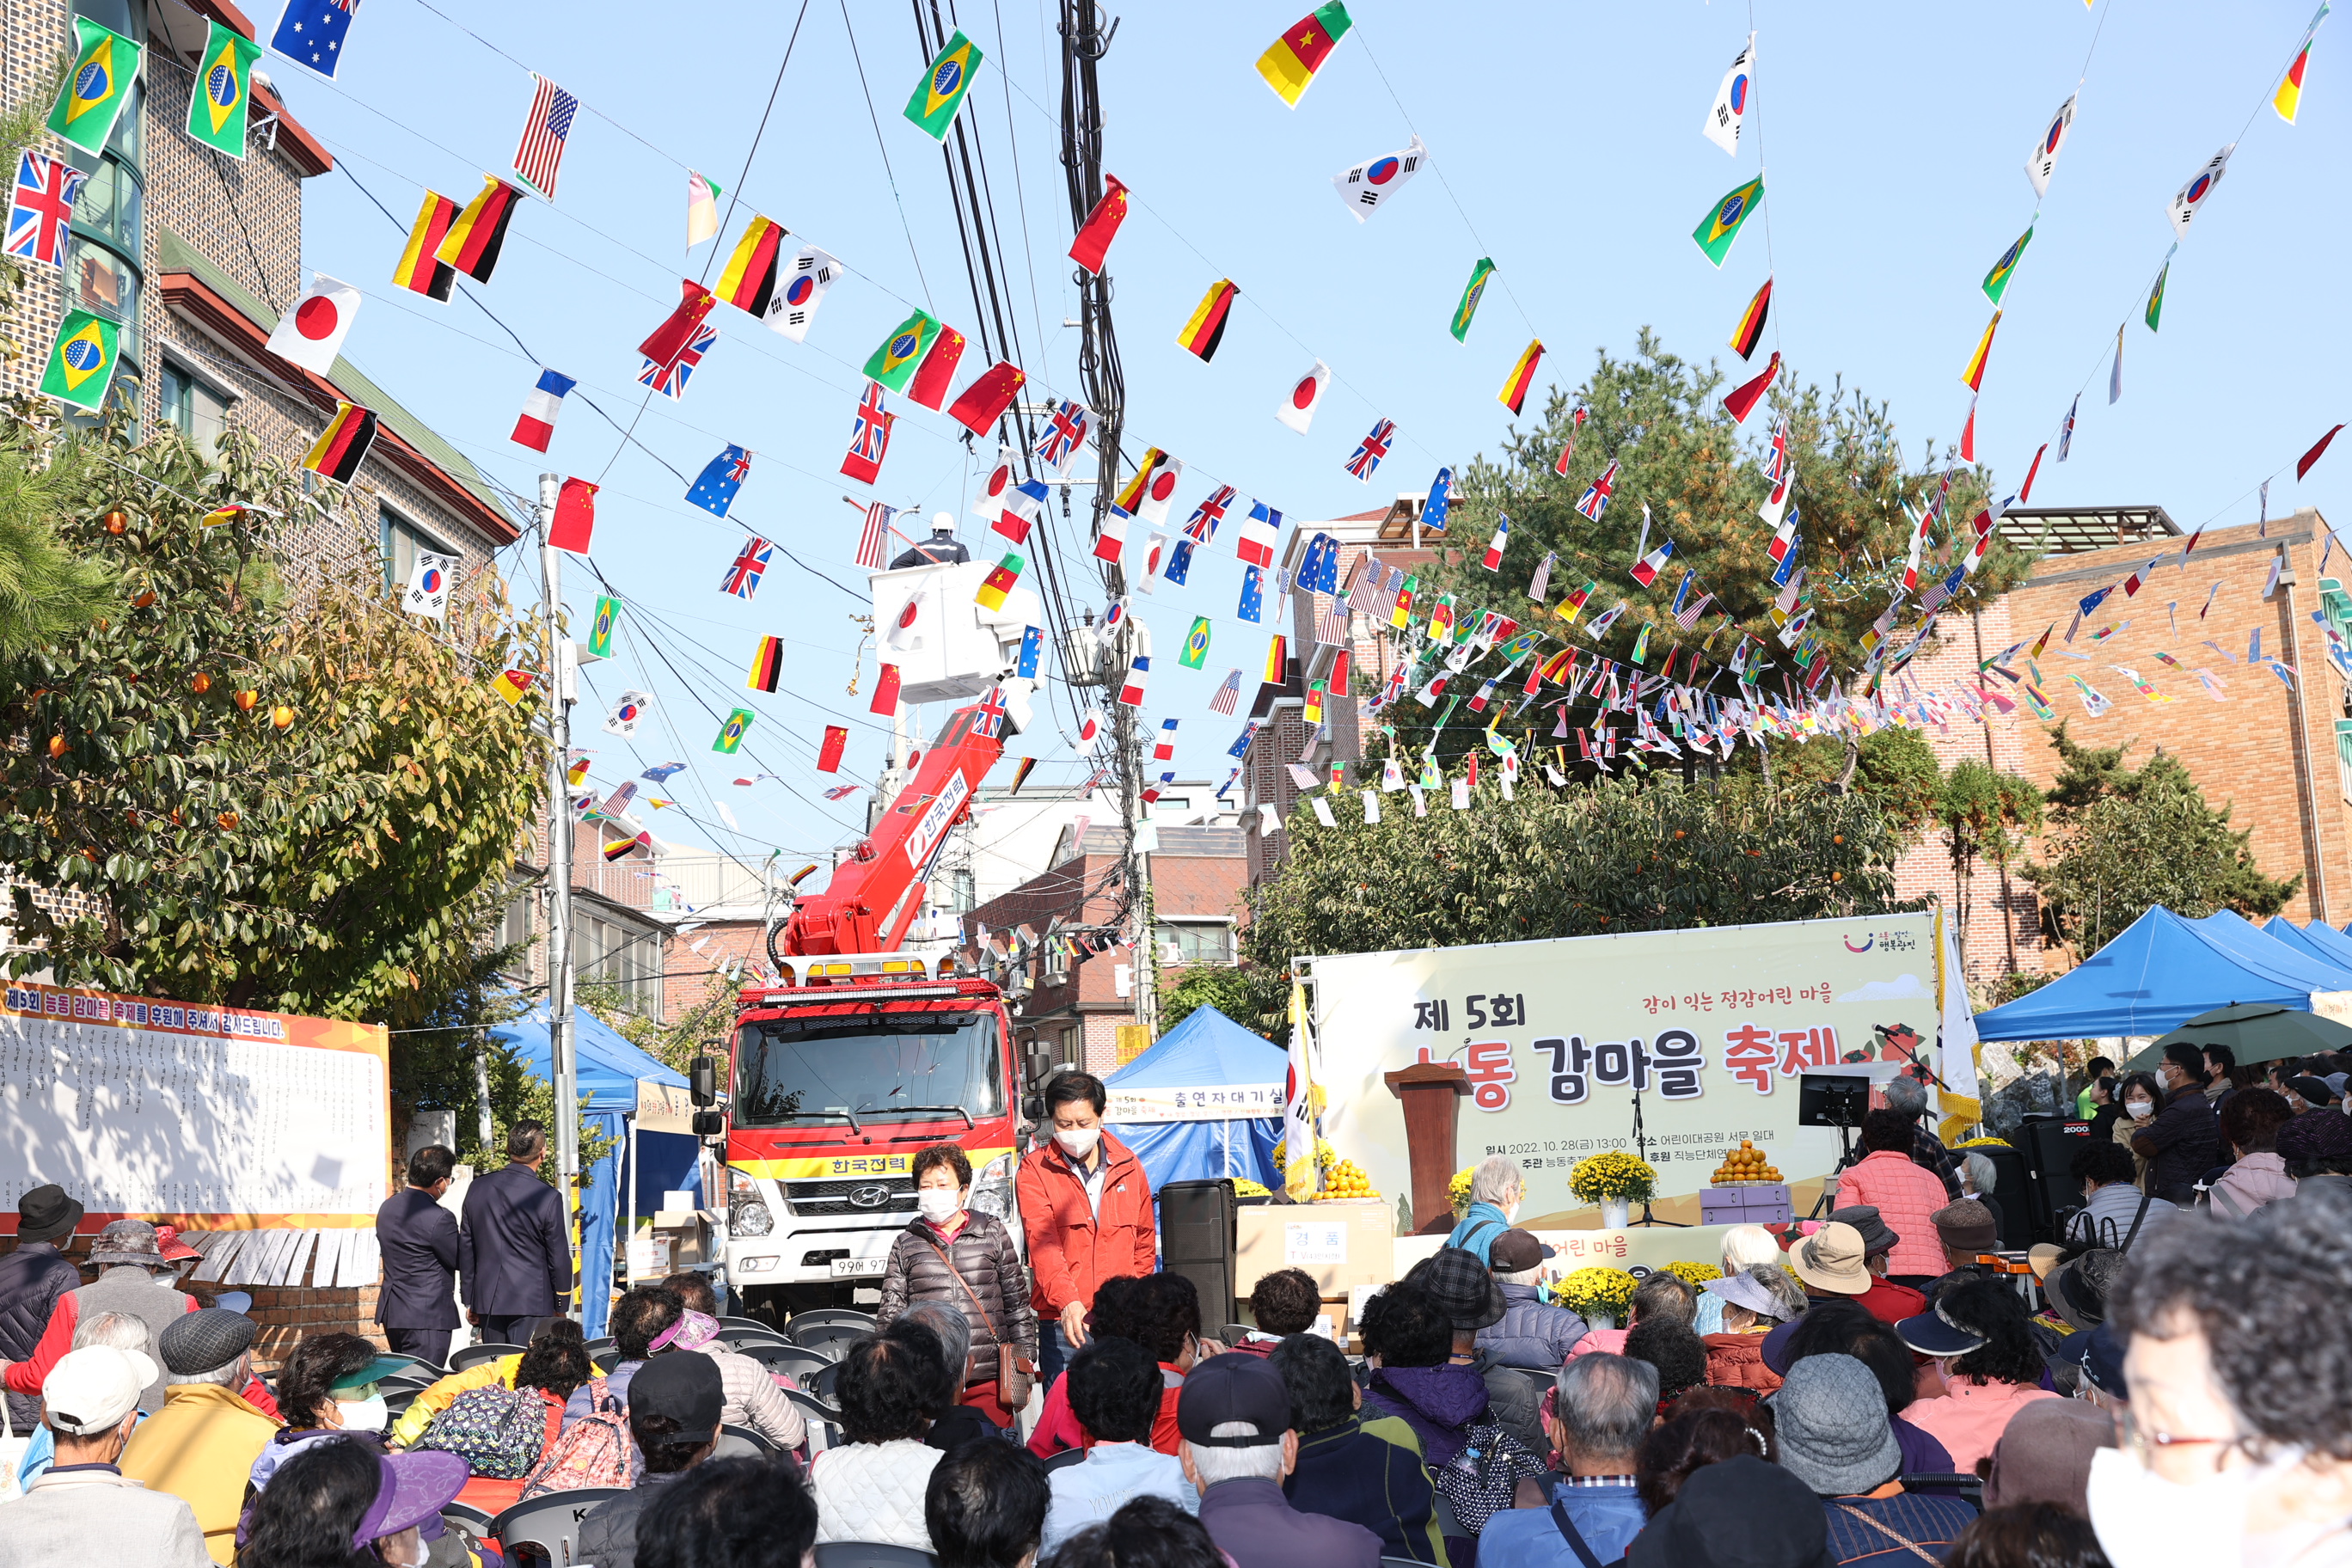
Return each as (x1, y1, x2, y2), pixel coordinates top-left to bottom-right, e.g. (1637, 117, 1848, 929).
(1017, 1071, 1156, 1388)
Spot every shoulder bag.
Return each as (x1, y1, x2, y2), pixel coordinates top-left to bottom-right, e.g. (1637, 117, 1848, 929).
(920, 1227, 1035, 1411)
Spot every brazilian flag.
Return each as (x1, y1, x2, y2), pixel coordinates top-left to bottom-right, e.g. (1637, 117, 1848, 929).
(187, 20, 263, 158)
(713, 707, 754, 754)
(904, 28, 983, 142)
(587, 595, 622, 659)
(1691, 175, 1764, 268)
(862, 309, 941, 394)
(48, 17, 141, 155)
(41, 310, 120, 413)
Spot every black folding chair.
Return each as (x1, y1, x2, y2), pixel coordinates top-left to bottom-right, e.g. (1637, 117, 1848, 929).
(783, 1311, 876, 1356)
(812, 1545, 939, 1568)
(737, 1341, 836, 1381)
(1902, 1472, 1986, 1510)
(489, 1486, 631, 1567)
(450, 1342, 528, 1373)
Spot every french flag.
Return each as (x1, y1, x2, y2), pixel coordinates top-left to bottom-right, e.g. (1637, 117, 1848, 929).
(1236, 502, 1280, 567)
(1154, 718, 1178, 761)
(1118, 653, 1150, 707)
(512, 368, 575, 452)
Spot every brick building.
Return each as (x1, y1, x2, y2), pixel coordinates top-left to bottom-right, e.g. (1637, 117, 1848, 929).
(0, 0, 521, 1357)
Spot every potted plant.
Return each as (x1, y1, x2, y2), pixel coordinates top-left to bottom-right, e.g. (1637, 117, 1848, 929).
(1568, 1149, 1657, 1230)
(1555, 1265, 1638, 1327)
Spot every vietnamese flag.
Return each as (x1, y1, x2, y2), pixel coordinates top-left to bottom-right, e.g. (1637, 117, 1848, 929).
(947, 361, 1026, 437)
(906, 324, 967, 410)
(1069, 175, 1130, 274)
(817, 724, 849, 773)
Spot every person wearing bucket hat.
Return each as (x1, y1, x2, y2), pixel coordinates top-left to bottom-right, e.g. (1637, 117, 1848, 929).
(2045, 1249, 2127, 1336)
(1768, 1351, 1978, 1563)
(1825, 1207, 1931, 1326)
(1700, 1266, 1806, 1392)
(1895, 1277, 2057, 1473)
(0, 1183, 86, 1432)
(3, 1218, 197, 1420)
(0, 1345, 209, 1568)
(121, 1309, 279, 1565)
(238, 1439, 468, 1568)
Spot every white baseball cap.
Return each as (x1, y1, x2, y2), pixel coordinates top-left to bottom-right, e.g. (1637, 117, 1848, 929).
(43, 1344, 157, 1435)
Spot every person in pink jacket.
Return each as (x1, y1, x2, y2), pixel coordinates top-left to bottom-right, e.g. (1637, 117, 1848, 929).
(1834, 1110, 1957, 1285)
(2207, 1088, 2299, 1220)
(1893, 1277, 2056, 1472)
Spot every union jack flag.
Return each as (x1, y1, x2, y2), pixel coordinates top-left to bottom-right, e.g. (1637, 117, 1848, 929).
(7, 151, 84, 268)
(640, 322, 717, 399)
(1209, 668, 1243, 715)
(1183, 484, 1235, 543)
(1763, 415, 1790, 487)
(511, 75, 579, 200)
(842, 380, 892, 485)
(1344, 418, 1394, 481)
(973, 684, 1008, 738)
(1575, 458, 1619, 523)
(720, 535, 773, 599)
(1033, 399, 1090, 472)
(856, 500, 896, 570)
(823, 783, 861, 799)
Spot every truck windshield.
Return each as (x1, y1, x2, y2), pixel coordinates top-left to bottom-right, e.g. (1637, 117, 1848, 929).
(735, 1011, 1004, 1127)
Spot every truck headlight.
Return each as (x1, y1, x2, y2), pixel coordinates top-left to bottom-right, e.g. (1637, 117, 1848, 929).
(731, 1197, 773, 1236)
(967, 1151, 1018, 1222)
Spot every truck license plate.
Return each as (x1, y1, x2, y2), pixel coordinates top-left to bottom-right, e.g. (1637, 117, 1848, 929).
(830, 1257, 887, 1278)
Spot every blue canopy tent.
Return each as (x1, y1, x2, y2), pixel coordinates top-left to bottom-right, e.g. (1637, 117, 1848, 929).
(2267, 916, 2352, 976)
(1975, 907, 2327, 1041)
(2190, 909, 2352, 990)
(1102, 1007, 1286, 1196)
(492, 1008, 698, 1337)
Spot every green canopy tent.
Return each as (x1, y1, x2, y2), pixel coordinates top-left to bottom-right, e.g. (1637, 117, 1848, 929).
(2124, 1002, 2352, 1071)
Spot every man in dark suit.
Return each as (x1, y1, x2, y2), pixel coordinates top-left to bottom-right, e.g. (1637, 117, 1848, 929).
(376, 1145, 461, 1366)
(457, 1121, 574, 1345)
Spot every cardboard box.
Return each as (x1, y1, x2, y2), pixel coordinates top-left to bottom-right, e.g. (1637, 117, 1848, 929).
(1234, 1199, 1395, 1296)
(1699, 1184, 1792, 1226)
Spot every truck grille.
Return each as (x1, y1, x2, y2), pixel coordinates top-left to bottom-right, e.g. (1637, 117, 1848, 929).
(786, 1176, 918, 1216)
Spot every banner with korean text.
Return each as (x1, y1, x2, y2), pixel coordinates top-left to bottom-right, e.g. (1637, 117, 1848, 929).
(1305, 914, 1956, 1228)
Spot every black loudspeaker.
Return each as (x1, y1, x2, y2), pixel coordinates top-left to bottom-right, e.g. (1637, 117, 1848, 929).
(1969, 1142, 2033, 1250)
(2016, 1114, 2092, 1243)
(1157, 1179, 1239, 1327)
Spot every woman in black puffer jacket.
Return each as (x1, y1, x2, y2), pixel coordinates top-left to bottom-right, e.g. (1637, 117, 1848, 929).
(874, 1143, 1036, 1429)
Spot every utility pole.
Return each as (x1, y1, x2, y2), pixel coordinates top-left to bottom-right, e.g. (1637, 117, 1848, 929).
(538, 472, 580, 1210)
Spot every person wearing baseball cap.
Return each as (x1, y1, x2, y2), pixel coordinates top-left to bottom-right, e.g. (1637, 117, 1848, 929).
(0, 1183, 84, 1434)
(1918, 1198, 2000, 1307)
(1477, 1228, 1589, 1370)
(120, 1308, 279, 1565)
(1178, 1352, 1381, 1568)
(0, 1345, 209, 1567)
(3, 1218, 196, 1419)
(1821, 1208, 1930, 1326)
(578, 1351, 726, 1568)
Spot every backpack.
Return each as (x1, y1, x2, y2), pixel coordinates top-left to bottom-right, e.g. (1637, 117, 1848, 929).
(1435, 1419, 1548, 1537)
(521, 1377, 640, 1498)
(415, 1387, 549, 1480)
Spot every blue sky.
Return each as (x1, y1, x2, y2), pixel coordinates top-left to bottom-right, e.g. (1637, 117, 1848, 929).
(276, 0, 2349, 867)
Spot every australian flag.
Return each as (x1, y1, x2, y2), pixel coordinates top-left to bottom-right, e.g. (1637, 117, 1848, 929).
(1237, 564, 1265, 624)
(1164, 537, 1197, 586)
(640, 322, 716, 399)
(686, 444, 751, 518)
(720, 535, 773, 600)
(1017, 626, 1044, 678)
(271, 0, 358, 80)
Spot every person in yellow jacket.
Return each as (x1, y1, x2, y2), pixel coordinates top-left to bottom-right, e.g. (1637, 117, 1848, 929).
(119, 1309, 280, 1565)
(386, 1352, 524, 1448)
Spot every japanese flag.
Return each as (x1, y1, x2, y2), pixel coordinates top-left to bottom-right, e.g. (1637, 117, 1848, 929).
(1074, 712, 1102, 755)
(401, 548, 457, 619)
(971, 456, 1019, 525)
(1135, 452, 1184, 527)
(1275, 359, 1330, 435)
(887, 589, 928, 651)
(266, 272, 363, 376)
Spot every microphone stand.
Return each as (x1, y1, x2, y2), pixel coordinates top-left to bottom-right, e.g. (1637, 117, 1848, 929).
(1629, 1085, 1688, 1228)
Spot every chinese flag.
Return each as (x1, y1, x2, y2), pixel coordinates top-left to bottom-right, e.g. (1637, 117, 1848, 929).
(870, 662, 902, 715)
(640, 279, 717, 369)
(947, 361, 1026, 437)
(906, 325, 966, 410)
(1069, 175, 1130, 275)
(548, 477, 598, 553)
(817, 724, 849, 773)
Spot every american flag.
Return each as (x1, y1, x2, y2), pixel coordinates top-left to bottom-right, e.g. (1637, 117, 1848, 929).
(640, 322, 716, 398)
(1033, 399, 1089, 471)
(1344, 418, 1394, 481)
(7, 151, 84, 267)
(1315, 599, 1350, 648)
(1209, 668, 1243, 715)
(1183, 484, 1234, 543)
(720, 535, 773, 599)
(1676, 591, 1714, 631)
(511, 76, 579, 200)
(855, 500, 896, 569)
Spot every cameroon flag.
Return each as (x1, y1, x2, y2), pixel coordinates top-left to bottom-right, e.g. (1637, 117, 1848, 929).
(1449, 258, 1494, 343)
(492, 669, 536, 706)
(1256, 3, 1352, 107)
(49, 18, 140, 155)
(976, 551, 1026, 611)
(1693, 175, 1764, 267)
(40, 310, 120, 412)
(906, 28, 983, 141)
(863, 309, 942, 393)
(187, 20, 262, 157)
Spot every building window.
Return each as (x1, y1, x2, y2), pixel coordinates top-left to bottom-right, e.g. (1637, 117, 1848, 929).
(499, 888, 536, 958)
(160, 360, 230, 449)
(1154, 921, 1232, 965)
(2336, 721, 2352, 806)
(382, 505, 456, 591)
(578, 909, 664, 1020)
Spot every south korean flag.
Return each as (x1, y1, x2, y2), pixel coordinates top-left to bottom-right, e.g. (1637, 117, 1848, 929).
(401, 549, 458, 619)
(764, 244, 842, 342)
(1331, 135, 1427, 223)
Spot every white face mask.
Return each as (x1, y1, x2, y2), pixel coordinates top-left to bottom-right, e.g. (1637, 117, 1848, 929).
(1055, 1125, 1101, 1160)
(2088, 1441, 2319, 1568)
(917, 1187, 964, 1224)
(335, 1394, 389, 1433)
(2127, 1099, 2154, 1119)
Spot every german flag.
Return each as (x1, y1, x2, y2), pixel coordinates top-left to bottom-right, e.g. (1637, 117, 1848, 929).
(1008, 756, 1038, 794)
(1497, 339, 1544, 415)
(717, 214, 787, 315)
(1730, 276, 1772, 360)
(1962, 309, 2001, 392)
(905, 324, 966, 411)
(393, 191, 458, 301)
(1176, 279, 1238, 362)
(1261, 633, 1288, 686)
(746, 634, 784, 693)
(434, 175, 522, 284)
(603, 830, 652, 862)
(302, 401, 379, 486)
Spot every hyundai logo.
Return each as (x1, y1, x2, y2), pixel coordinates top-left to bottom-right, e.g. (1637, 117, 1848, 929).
(845, 1184, 893, 1209)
